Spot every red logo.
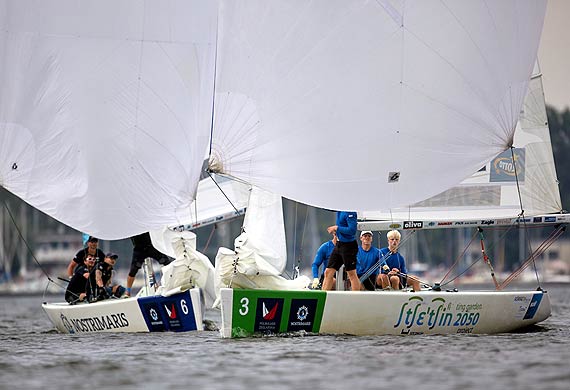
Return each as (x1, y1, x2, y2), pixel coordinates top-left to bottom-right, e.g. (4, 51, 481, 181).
(164, 303, 177, 319)
(263, 302, 279, 320)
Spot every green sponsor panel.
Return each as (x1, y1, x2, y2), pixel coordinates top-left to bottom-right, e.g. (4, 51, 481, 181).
(231, 289, 327, 337)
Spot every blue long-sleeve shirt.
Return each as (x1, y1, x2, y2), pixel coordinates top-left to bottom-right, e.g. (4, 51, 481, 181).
(379, 247, 407, 275)
(335, 211, 357, 242)
(311, 240, 335, 278)
(356, 246, 381, 276)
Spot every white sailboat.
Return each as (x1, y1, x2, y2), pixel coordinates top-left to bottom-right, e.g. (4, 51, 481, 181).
(0, 1, 559, 336)
(218, 65, 561, 338)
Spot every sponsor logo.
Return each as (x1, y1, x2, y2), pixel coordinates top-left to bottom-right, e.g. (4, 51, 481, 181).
(437, 222, 452, 226)
(490, 148, 525, 182)
(523, 293, 543, 320)
(59, 312, 129, 334)
(533, 217, 543, 223)
(393, 297, 482, 332)
(60, 314, 75, 334)
(297, 306, 309, 321)
(141, 302, 166, 331)
(497, 219, 511, 225)
(287, 299, 318, 332)
(263, 302, 279, 321)
(254, 298, 284, 333)
(556, 215, 567, 222)
(389, 223, 401, 229)
(428, 222, 436, 227)
(480, 220, 495, 225)
(545, 216, 556, 223)
(164, 303, 177, 319)
(465, 221, 478, 225)
(516, 218, 531, 223)
(403, 221, 423, 229)
(388, 172, 400, 183)
(454, 222, 464, 225)
(163, 299, 183, 330)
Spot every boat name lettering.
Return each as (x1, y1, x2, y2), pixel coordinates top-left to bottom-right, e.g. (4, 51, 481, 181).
(394, 297, 482, 331)
(400, 329, 424, 335)
(62, 312, 129, 333)
(403, 221, 423, 229)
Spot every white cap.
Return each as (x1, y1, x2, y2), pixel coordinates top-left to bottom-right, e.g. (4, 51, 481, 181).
(360, 230, 373, 237)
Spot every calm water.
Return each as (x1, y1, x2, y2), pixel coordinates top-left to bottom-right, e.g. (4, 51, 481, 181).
(1, 284, 569, 390)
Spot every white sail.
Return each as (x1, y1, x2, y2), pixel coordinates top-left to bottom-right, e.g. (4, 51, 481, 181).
(0, 0, 218, 239)
(0, 1, 548, 240)
(360, 64, 562, 223)
(242, 186, 287, 275)
(214, 0, 547, 213)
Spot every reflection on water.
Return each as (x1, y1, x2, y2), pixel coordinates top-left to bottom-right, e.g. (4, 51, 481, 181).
(0, 284, 569, 389)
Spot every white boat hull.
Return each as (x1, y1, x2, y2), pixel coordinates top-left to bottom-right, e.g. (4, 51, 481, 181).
(42, 288, 204, 334)
(220, 288, 551, 338)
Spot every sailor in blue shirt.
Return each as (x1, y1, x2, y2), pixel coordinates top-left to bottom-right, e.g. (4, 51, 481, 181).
(322, 211, 361, 291)
(356, 230, 381, 291)
(377, 230, 420, 291)
(311, 234, 337, 289)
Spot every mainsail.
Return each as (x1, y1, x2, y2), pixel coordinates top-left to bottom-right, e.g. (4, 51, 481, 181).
(0, 1, 548, 240)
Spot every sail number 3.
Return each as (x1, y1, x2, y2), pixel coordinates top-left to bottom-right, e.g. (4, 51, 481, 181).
(239, 297, 249, 315)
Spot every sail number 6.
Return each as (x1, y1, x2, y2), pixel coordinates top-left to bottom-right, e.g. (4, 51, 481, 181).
(181, 299, 189, 315)
(239, 297, 249, 315)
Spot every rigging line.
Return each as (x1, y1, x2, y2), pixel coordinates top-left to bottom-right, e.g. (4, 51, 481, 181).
(439, 229, 478, 285)
(291, 202, 299, 280)
(440, 223, 518, 287)
(208, 8, 220, 160)
(295, 204, 310, 280)
(477, 227, 500, 290)
(2, 202, 58, 286)
(202, 224, 217, 253)
(499, 225, 565, 289)
(206, 171, 240, 215)
(193, 196, 198, 226)
(509, 146, 540, 285)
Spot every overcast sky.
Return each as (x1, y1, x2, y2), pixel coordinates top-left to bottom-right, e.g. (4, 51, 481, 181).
(538, 0, 570, 111)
